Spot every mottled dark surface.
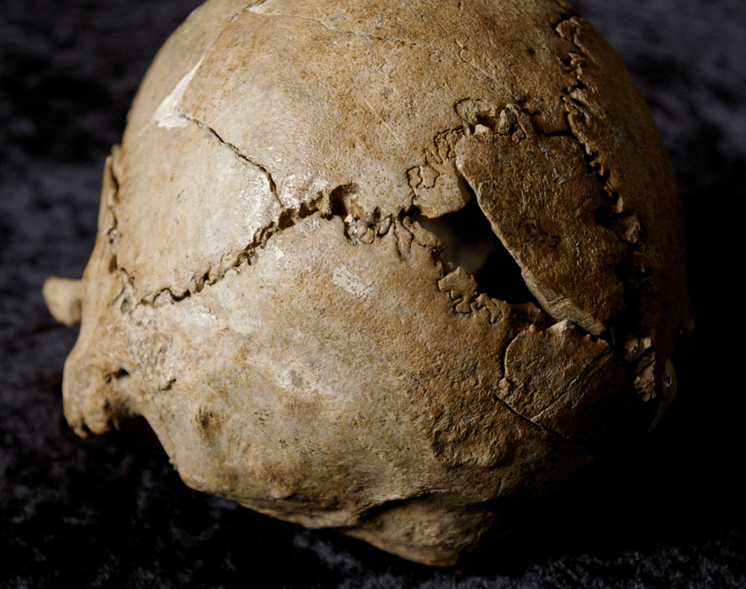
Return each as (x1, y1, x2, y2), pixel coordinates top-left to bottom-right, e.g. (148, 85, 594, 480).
(1, 0, 745, 587)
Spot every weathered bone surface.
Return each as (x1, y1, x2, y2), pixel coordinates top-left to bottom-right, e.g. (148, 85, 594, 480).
(45, 0, 692, 565)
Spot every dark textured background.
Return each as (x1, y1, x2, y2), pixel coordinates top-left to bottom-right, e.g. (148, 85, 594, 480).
(1, 0, 745, 587)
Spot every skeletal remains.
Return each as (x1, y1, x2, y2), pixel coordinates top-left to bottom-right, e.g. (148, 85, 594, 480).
(45, 0, 692, 565)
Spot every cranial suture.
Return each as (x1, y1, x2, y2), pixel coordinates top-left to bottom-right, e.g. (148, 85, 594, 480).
(44, 0, 692, 566)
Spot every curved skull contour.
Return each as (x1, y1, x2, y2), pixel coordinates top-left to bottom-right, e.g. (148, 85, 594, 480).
(45, 0, 691, 566)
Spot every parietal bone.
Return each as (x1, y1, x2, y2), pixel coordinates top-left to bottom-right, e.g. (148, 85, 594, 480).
(44, 0, 692, 566)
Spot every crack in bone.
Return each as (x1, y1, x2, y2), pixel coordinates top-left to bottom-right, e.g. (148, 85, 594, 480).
(496, 387, 583, 449)
(528, 346, 611, 426)
(180, 115, 282, 206)
(496, 331, 581, 444)
(118, 188, 402, 309)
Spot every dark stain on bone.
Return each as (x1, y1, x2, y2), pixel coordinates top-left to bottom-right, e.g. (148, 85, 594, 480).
(196, 406, 222, 443)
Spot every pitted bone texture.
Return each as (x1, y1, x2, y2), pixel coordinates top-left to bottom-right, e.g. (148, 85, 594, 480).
(47, 0, 691, 566)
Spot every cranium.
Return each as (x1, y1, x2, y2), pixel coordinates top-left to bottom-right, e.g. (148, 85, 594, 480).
(45, 0, 692, 566)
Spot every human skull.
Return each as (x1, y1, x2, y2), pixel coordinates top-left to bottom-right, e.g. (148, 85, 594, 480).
(45, 0, 692, 566)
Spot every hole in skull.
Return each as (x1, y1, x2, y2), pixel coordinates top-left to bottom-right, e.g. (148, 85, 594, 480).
(329, 183, 361, 218)
(414, 196, 536, 305)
